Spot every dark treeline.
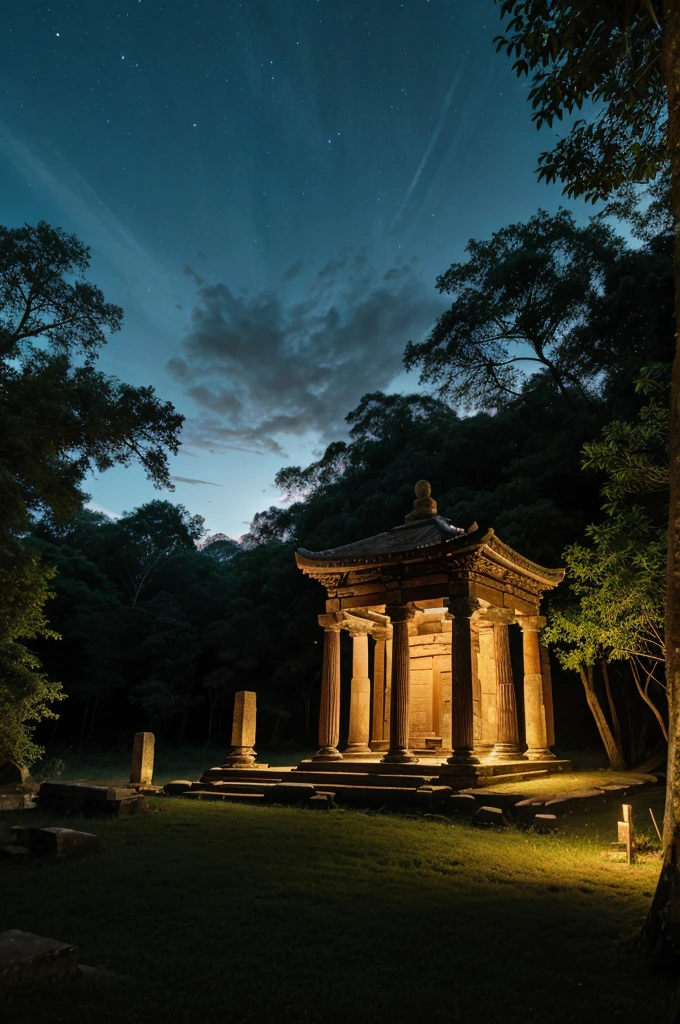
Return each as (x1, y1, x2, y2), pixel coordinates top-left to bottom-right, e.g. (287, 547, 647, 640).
(25, 201, 674, 761)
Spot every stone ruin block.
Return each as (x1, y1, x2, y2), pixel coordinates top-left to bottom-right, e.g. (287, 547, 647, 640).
(448, 793, 477, 814)
(473, 805, 506, 827)
(513, 798, 546, 825)
(130, 732, 155, 786)
(264, 782, 316, 804)
(38, 782, 148, 817)
(15, 827, 99, 861)
(0, 930, 79, 989)
(164, 780, 194, 796)
(532, 813, 558, 831)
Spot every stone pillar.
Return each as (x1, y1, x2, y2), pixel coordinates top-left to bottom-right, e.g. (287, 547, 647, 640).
(344, 626, 373, 758)
(223, 691, 257, 766)
(475, 620, 497, 756)
(489, 621, 522, 761)
(446, 597, 480, 765)
(370, 630, 390, 751)
(384, 634, 393, 738)
(313, 618, 343, 761)
(540, 643, 556, 748)
(130, 732, 154, 785)
(471, 625, 482, 753)
(382, 607, 417, 763)
(518, 616, 556, 760)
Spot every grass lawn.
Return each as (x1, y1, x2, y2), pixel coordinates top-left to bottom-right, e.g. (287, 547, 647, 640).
(49, 746, 315, 787)
(0, 795, 672, 1024)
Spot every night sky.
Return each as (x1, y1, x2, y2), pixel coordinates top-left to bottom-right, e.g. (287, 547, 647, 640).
(2, 1, 593, 537)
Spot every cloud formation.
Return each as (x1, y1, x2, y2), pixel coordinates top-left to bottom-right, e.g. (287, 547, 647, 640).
(171, 476, 224, 487)
(168, 251, 441, 454)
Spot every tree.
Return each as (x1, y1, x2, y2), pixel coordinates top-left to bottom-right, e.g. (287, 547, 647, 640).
(404, 208, 624, 408)
(111, 501, 205, 607)
(546, 366, 669, 764)
(0, 221, 184, 764)
(494, 0, 679, 966)
(0, 540, 64, 768)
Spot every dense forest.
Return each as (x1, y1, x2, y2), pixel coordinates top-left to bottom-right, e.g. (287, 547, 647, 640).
(4, 198, 671, 769)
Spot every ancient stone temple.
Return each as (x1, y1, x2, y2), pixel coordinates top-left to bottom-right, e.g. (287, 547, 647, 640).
(294, 481, 570, 786)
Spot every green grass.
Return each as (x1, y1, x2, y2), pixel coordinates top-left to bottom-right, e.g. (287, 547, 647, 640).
(46, 745, 315, 787)
(0, 797, 671, 1024)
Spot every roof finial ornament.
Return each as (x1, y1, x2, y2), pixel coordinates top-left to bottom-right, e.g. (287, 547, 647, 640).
(405, 479, 437, 522)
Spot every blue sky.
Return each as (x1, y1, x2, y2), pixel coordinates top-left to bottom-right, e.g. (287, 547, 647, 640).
(1, 0, 597, 537)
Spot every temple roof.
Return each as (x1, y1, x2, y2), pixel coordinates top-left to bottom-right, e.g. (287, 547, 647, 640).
(295, 480, 565, 601)
(297, 514, 466, 562)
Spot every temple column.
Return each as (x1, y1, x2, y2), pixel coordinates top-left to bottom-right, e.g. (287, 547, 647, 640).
(344, 626, 373, 758)
(370, 630, 389, 751)
(446, 597, 480, 765)
(489, 620, 523, 761)
(384, 633, 393, 739)
(312, 616, 343, 761)
(475, 619, 497, 756)
(471, 625, 483, 754)
(518, 615, 556, 760)
(540, 643, 556, 749)
(382, 606, 417, 763)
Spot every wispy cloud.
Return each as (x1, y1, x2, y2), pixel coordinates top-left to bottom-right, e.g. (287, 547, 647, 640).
(171, 475, 224, 487)
(168, 251, 443, 455)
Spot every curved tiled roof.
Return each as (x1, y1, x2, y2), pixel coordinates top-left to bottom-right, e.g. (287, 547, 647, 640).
(296, 515, 465, 562)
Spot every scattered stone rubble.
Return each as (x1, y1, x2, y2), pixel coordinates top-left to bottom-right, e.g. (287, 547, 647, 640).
(0, 930, 121, 990)
(0, 826, 100, 864)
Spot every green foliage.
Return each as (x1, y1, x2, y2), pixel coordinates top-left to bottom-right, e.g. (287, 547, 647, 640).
(404, 208, 627, 409)
(0, 221, 184, 764)
(544, 365, 669, 745)
(494, 0, 666, 201)
(0, 540, 64, 766)
(0, 221, 183, 532)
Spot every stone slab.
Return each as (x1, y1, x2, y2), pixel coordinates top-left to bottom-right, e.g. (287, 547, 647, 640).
(38, 783, 148, 817)
(532, 813, 558, 831)
(544, 789, 608, 815)
(0, 845, 31, 864)
(448, 793, 477, 814)
(0, 930, 79, 989)
(513, 798, 546, 825)
(264, 783, 317, 803)
(473, 805, 506, 826)
(164, 780, 194, 796)
(13, 827, 100, 861)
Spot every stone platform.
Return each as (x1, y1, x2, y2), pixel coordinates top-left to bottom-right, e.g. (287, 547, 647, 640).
(196, 756, 571, 809)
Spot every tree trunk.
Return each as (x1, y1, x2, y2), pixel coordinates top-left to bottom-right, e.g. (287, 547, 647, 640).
(600, 658, 623, 753)
(579, 665, 627, 770)
(642, 0, 680, 966)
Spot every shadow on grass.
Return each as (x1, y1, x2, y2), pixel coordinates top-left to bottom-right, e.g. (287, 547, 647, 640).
(0, 798, 671, 1024)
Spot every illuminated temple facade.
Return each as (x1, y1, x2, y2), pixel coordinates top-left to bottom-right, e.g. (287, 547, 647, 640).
(295, 481, 570, 784)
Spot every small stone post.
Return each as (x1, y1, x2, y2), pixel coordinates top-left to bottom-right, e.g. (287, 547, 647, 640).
(130, 732, 155, 785)
(223, 691, 257, 766)
(618, 804, 635, 864)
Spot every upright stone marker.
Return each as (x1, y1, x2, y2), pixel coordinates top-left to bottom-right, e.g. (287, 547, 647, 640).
(617, 803, 635, 864)
(223, 691, 257, 766)
(130, 732, 155, 785)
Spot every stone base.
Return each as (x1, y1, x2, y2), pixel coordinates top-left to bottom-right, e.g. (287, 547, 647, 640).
(343, 745, 373, 759)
